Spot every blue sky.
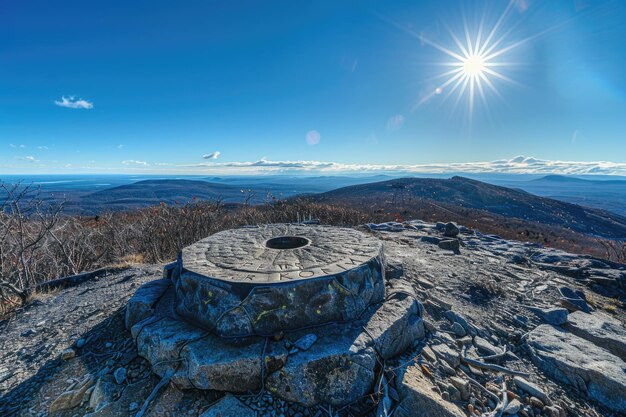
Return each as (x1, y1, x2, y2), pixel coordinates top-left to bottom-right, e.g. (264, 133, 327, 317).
(1, 0, 626, 175)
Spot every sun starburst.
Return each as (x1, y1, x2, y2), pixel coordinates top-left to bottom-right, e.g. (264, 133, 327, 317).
(417, 7, 524, 120)
(378, 2, 569, 122)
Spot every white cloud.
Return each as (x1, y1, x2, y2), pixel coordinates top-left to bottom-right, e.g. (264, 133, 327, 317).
(37, 146, 49, 150)
(118, 144, 125, 149)
(386, 114, 405, 131)
(122, 160, 148, 166)
(54, 96, 94, 109)
(305, 130, 321, 146)
(9, 144, 26, 148)
(203, 151, 221, 159)
(175, 155, 626, 176)
(18, 155, 39, 163)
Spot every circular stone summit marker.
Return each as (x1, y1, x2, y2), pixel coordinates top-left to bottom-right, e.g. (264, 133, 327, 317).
(175, 224, 385, 337)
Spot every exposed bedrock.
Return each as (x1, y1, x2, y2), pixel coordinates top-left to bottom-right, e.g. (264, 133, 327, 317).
(526, 324, 626, 413)
(127, 273, 424, 406)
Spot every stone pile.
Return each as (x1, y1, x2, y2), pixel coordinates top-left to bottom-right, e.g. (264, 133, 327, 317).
(125, 224, 425, 407)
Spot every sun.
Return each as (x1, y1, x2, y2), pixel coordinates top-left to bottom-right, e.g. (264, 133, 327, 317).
(462, 54, 486, 77)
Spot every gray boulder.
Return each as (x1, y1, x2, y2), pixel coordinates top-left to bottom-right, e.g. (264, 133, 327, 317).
(179, 333, 288, 392)
(395, 362, 466, 417)
(125, 279, 171, 330)
(438, 239, 460, 253)
(132, 316, 208, 377)
(526, 324, 626, 412)
(444, 222, 460, 237)
(266, 323, 378, 407)
(49, 375, 95, 413)
(89, 375, 123, 412)
(356, 283, 424, 359)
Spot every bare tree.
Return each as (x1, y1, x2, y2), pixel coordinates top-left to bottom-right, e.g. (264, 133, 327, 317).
(0, 182, 64, 304)
(597, 239, 626, 263)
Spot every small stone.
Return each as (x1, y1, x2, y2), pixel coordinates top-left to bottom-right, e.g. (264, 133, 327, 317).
(444, 222, 460, 237)
(544, 405, 561, 417)
(76, 338, 86, 349)
(105, 342, 113, 348)
(89, 375, 122, 411)
(451, 322, 466, 337)
(293, 334, 317, 351)
(558, 287, 591, 313)
(20, 329, 36, 338)
(529, 397, 544, 408)
(513, 377, 551, 406)
(438, 239, 460, 253)
(61, 348, 76, 360)
(504, 399, 521, 415)
(447, 384, 461, 401)
(113, 367, 127, 385)
(421, 345, 437, 363)
(129, 402, 139, 412)
(473, 336, 502, 356)
(50, 375, 95, 412)
(449, 377, 470, 401)
(525, 306, 568, 325)
(431, 343, 460, 368)
(440, 360, 456, 376)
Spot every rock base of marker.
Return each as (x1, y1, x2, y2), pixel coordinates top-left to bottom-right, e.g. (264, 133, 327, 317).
(127, 276, 424, 407)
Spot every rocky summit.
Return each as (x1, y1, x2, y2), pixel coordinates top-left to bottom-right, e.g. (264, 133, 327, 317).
(0, 221, 625, 417)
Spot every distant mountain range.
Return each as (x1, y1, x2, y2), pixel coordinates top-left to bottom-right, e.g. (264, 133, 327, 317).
(308, 176, 626, 239)
(495, 174, 626, 216)
(3, 174, 626, 240)
(532, 175, 626, 185)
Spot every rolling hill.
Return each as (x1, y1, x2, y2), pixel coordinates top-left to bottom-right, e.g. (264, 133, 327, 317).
(308, 176, 626, 239)
(66, 179, 256, 213)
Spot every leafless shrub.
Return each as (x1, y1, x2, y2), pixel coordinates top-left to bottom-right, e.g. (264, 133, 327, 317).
(597, 239, 626, 263)
(0, 183, 63, 300)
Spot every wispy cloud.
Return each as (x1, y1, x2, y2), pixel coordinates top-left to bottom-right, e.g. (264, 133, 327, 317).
(176, 155, 626, 176)
(37, 146, 49, 150)
(386, 114, 405, 131)
(118, 144, 125, 149)
(18, 155, 39, 163)
(203, 151, 221, 159)
(122, 160, 148, 166)
(10, 144, 26, 148)
(305, 130, 321, 146)
(54, 96, 94, 109)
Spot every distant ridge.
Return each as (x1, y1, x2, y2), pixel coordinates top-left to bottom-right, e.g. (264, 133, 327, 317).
(308, 176, 626, 239)
(533, 174, 626, 185)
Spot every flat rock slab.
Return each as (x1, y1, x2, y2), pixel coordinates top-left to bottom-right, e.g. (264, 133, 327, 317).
(564, 311, 626, 359)
(182, 224, 382, 283)
(176, 224, 386, 337)
(527, 324, 626, 413)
